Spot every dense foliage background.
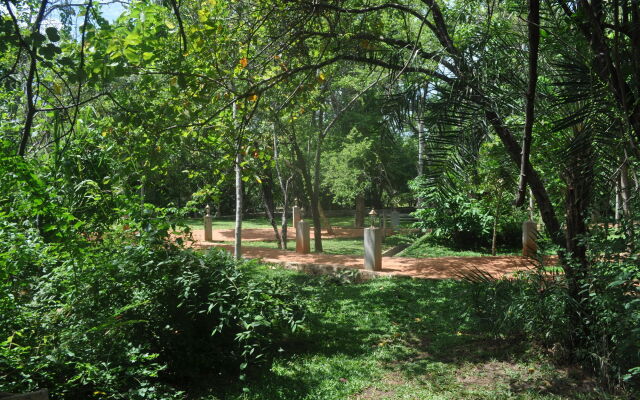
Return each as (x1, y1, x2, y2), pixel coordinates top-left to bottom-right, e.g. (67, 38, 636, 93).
(1, 0, 639, 398)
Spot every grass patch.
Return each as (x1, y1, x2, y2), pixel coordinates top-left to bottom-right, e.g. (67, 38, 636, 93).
(397, 234, 521, 258)
(183, 215, 414, 231)
(197, 266, 620, 400)
(225, 238, 378, 256)
(221, 236, 406, 256)
(185, 217, 274, 230)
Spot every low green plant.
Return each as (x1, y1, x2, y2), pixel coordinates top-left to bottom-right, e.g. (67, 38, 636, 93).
(462, 229, 640, 392)
(1, 231, 304, 399)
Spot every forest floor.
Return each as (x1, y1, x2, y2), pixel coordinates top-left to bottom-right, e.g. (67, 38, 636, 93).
(199, 266, 618, 400)
(188, 228, 540, 279)
(180, 227, 619, 399)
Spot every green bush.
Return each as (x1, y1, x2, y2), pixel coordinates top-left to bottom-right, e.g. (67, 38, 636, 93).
(1, 234, 305, 399)
(412, 194, 493, 247)
(409, 173, 525, 250)
(464, 237, 640, 393)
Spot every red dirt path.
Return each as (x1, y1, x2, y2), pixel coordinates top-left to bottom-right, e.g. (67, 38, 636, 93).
(189, 228, 536, 279)
(194, 226, 391, 241)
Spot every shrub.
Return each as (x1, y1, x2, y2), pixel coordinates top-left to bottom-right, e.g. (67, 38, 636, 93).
(412, 194, 493, 247)
(464, 236, 640, 394)
(0, 236, 305, 399)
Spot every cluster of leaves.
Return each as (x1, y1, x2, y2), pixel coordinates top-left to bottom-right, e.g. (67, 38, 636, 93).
(1, 239, 305, 399)
(410, 179, 523, 249)
(0, 146, 305, 399)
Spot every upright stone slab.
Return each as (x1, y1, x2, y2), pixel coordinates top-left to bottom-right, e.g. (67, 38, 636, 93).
(296, 220, 310, 254)
(364, 227, 382, 271)
(292, 206, 301, 230)
(390, 210, 400, 231)
(203, 205, 213, 241)
(522, 220, 537, 257)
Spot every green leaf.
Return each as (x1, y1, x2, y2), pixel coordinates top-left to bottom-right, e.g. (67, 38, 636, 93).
(59, 56, 74, 67)
(30, 32, 46, 44)
(123, 47, 140, 63)
(124, 32, 142, 47)
(45, 27, 60, 42)
(142, 51, 154, 60)
(39, 43, 57, 60)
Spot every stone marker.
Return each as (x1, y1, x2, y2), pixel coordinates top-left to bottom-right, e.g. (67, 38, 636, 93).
(203, 204, 213, 241)
(292, 205, 301, 230)
(390, 210, 400, 231)
(296, 219, 310, 254)
(522, 220, 537, 257)
(364, 227, 382, 271)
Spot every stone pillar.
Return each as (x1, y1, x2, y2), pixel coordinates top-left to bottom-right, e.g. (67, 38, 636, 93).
(296, 220, 310, 254)
(204, 204, 213, 241)
(364, 227, 382, 271)
(292, 206, 301, 230)
(522, 220, 537, 257)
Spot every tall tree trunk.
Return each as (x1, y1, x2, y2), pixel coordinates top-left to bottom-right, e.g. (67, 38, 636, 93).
(615, 175, 622, 223)
(288, 131, 320, 251)
(529, 188, 535, 220)
(491, 207, 499, 256)
(355, 194, 365, 228)
(234, 151, 243, 259)
(273, 131, 290, 249)
(417, 119, 426, 207)
(620, 153, 635, 249)
(260, 171, 285, 249)
(16, 0, 49, 156)
(417, 119, 425, 177)
(563, 124, 594, 352)
(311, 140, 324, 252)
(318, 202, 334, 235)
(280, 191, 290, 250)
(484, 110, 565, 250)
(620, 157, 632, 217)
(516, 0, 541, 206)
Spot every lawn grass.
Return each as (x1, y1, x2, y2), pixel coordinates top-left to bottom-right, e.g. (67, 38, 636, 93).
(396, 233, 521, 258)
(397, 241, 520, 258)
(199, 265, 619, 400)
(183, 215, 412, 230)
(185, 216, 274, 230)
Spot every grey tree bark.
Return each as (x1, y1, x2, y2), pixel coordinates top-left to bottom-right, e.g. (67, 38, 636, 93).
(234, 151, 243, 259)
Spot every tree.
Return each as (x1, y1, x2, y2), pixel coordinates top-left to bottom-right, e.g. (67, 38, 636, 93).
(261, 0, 637, 360)
(322, 127, 376, 207)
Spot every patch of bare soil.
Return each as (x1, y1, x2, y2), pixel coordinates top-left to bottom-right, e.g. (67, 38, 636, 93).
(456, 360, 519, 387)
(191, 242, 533, 280)
(457, 361, 598, 397)
(352, 371, 404, 400)
(190, 227, 372, 242)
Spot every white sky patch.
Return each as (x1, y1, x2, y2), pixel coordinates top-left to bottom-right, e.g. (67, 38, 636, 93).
(1, 0, 128, 35)
(101, 1, 126, 22)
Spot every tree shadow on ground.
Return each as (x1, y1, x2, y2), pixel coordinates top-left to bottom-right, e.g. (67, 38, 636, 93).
(211, 274, 597, 399)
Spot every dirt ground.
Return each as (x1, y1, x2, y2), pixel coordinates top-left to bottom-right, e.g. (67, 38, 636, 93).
(191, 226, 394, 241)
(188, 228, 536, 279)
